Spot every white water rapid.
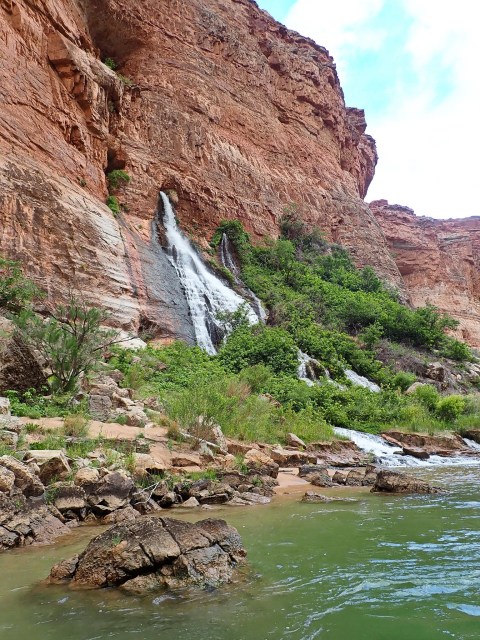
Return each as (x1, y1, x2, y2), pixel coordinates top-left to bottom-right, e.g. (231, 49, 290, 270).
(334, 427, 480, 467)
(160, 192, 259, 354)
(344, 369, 381, 393)
(219, 233, 267, 321)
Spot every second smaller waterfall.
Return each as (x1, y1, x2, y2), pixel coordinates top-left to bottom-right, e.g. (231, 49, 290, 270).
(159, 192, 259, 354)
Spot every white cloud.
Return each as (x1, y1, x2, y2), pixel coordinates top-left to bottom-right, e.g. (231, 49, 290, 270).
(286, 0, 480, 218)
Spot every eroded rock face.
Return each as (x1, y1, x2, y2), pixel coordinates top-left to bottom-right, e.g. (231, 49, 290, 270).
(370, 201, 480, 346)
(0, 0, 406, 343)
(47, 516, 246, 590)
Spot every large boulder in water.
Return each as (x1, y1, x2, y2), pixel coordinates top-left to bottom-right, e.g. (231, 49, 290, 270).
(47, 516, 246, 591)
(371, 470, 441, 494)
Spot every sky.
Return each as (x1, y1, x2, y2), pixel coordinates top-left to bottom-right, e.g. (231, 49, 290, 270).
(257, 0, 480, 219)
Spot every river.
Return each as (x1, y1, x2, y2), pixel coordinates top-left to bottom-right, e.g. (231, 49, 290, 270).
(1, 466, 480, 640)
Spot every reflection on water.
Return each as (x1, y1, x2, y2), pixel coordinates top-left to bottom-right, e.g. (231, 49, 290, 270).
(1, 467, 480, 640)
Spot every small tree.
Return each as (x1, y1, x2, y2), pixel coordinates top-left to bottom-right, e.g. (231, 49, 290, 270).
(13, 296, 120, 393)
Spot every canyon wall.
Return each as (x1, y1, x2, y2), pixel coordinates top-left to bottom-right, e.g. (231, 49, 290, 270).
(371, 201, 480, 346)
(0, 0, 478, 344)
(0, 0, 404, 340)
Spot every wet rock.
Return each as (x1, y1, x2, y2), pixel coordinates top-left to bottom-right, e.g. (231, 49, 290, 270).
(332, 470, 347, 485)
(159, 491, 176, 508)
(309, 472, 333, 487)
(47, 516, 246, 591)
(24, 450, 71, 484)
(244, 449, 278, 478)
(301, 492, 357, 504)
(345, 469, 364, 487)
(362, 465, 378, 486)
(181, 497, 200, 508)
(0, 456, 44, 497)
(402, 447, 430, 460)
(382, 431, 467, 456)
(371, 470, 441, 494)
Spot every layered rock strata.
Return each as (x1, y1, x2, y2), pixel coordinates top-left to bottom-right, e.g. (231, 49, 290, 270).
(0, 0, 404, 340)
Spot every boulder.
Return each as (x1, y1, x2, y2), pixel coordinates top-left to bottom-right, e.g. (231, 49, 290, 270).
(86, 471, 135, 514)
(102, 505, 139, 525)
(0, 430, 18, 447)
(308, 440, 368, 467)
(269, 446, 316, 467)
(244, 449, 278, 478)
(371, 470, 441, 494)
(301, 491, 357, 504)
(88, 395, 112, 421)
(133, 453, 166, 477)
(382, 431, 467, 456)
(0, 455, 44, 497)
(52, 484, 87, 512)
(0, 466, 15, 494)
(345, 469, 364, 487)
(24, 450, 71, 484)
(424, 362, 445, 382)
(286, 433, 306, 449)
(47, 516, 246, 591)
(0, 397, 10, 415)
(171, 453, 202, 468)
(181, 497, 200, 508)
(405, 382, 428, 395)
(74, 467, 100, 487)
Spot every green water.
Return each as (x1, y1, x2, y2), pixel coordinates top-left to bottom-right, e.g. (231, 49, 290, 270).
(1, 467, 480, 640)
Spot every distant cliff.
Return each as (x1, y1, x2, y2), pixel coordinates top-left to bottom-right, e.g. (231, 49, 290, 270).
(371, 200, 480, 346)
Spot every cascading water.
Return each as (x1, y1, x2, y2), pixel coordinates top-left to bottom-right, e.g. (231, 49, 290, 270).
(344, 369, 381, 393)
(335, 427, 480, 467)
(159, 192, 259, 354)
(297, 350, 316, 387)
(219, 233, 266, 321)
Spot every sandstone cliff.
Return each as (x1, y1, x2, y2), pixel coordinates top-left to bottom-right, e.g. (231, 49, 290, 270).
(370, 200, 480, 346)
(0, 0, 404, 340)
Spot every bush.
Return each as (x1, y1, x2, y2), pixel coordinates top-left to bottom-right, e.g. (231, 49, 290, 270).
(218, 325, 298, 375)
(62, 414, 89, 437)
(412, 385, 440, 411)
(13, 296, 119, 393)
(106, 195, 121, 215)
(107, 170, 131, 191)
(436, 395, 467, 421)
(104, 57, 117, 70)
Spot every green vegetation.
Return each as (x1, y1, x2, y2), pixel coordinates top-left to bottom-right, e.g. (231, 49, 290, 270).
(104, 57, 117, 70)
(107, 170, 131, 191)
(106, 195, 121, 215)
(13, 295, 118, 393)
(106, 216, 477, 442)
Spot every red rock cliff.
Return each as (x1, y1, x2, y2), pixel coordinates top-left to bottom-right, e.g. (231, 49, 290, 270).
(0, 0, 407, 338)
(370, 200, 480, 346)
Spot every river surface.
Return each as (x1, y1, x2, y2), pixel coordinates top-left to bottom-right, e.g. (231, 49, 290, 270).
(1, 467, 480, 640)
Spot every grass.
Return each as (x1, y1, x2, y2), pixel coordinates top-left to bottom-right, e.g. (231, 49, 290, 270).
(62, 414, 89, 437)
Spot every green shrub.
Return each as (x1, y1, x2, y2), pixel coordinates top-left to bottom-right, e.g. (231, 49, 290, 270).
(62, 414, 89, 437)
(412, 385, 440, 411)
(107, 170, 131, 191)
(436, 395, 467, 421)
(13, 296, 118, 394)
(106, 195, 121, 215)
(104, 57, 117, 70)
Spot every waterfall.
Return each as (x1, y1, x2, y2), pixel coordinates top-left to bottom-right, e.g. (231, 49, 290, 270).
(159, 192, 259, 354)
(297, 350, 316, 386)
(219, 233, 266, 321)
(344, 369, 381, 393)
(335, 427, 480, 467)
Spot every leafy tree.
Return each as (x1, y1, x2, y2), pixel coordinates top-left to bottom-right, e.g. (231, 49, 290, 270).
(13, 296, 120, 393)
